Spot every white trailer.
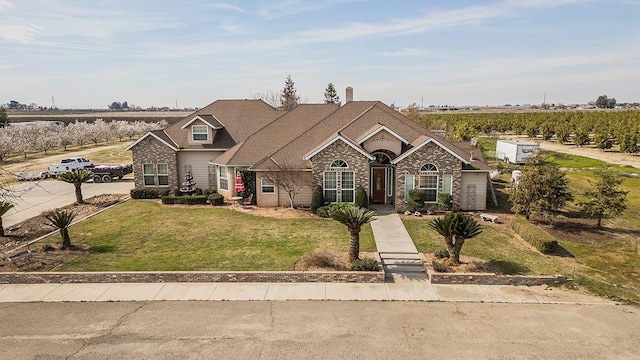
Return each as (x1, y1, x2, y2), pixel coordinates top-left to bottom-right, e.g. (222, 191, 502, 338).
(495, 140, 539, 164)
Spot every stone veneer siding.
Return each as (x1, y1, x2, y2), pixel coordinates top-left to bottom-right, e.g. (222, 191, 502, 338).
(311, 140, 371, 196)
(0, 271, 384, 284)
(395, 142, 463, 212)
(130, 136, 178, 193)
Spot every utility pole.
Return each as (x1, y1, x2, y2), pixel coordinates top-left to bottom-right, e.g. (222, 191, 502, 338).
(51, 96, 55, 109)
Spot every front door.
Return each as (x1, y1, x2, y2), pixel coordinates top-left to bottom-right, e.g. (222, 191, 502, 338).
(372, 168, 386, 203)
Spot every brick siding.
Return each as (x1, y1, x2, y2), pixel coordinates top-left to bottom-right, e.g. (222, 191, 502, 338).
(130, 136, 178, 193)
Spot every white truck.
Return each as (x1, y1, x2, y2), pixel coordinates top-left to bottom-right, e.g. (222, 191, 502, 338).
(495, 140, 539, 164)
(47, 157, 95, 177)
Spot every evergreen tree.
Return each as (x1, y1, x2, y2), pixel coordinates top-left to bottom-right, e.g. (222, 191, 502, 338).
(280, 75, 300, 111)
(578, 169, 627, 229)
(323, 83, 341, 105)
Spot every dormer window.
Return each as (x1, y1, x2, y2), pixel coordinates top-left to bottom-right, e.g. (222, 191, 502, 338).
(192, 125, 208, 141)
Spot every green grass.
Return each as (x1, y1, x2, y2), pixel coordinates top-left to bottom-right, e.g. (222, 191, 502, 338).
(46, 200, 375, 271)
(403, 219, 573, 276)
(84, 144, 133, 164)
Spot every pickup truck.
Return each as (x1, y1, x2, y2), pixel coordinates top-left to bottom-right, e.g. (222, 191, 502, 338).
(48, 157, 95, 177)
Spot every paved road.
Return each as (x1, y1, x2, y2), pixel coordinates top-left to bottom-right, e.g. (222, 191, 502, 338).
(3, 177, 134, 228)
(0, 301, 637, 359)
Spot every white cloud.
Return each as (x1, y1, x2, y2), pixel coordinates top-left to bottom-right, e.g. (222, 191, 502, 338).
(0, 24, 41, 43)
(206, 3, 246, 12)
(0, 0, 13, 11)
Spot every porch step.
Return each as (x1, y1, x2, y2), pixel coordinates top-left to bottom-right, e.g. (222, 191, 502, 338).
(382, 259, 423, 266)
(383, 264, 425, 273)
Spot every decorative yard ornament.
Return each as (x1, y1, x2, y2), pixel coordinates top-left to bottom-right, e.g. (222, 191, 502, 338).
(234, 171, 245, 193)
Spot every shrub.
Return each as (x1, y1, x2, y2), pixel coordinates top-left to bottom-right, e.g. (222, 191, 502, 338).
(327, 202, 356, 217)
(130, 188, 159, 199)
(354, 185, 369, 209)
(161, 195, 208, 205)
(317, 206, 330, 218)
(431, 259, 449, 273)
(194, 188, 203, 196)
(350, 257, 379, 271)
(407, 189, 427, 211)
(297, 250, 347, 271)
(511, 217, 558, 254)
(434, 248, 450, 259)
(208, 193, 224, 206)
(203, 188, 218, 197)
(310, 185, 324, 214)
(438, 193, 452, 211)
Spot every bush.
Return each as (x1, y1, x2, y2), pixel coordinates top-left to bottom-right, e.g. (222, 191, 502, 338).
(328, 203, 356, 217)
(194, 188, 203, 196)
(130, 188, 159, 199)
(438, 193, 452, 211)
(407, 189, 427, 211)
(203, 188, 218, 197)
(354, 185, 369, 209)
(317, 206, 330, 218)
(310, 185, 324, 214)
(511, 217, 558, 254)
(431, 259, 449, 273)
(350, 257, 379, 271)
(161, 195, 208, 205)
(297, 250, 347, 271)
(434, 248, 450, 259)
(208, 193, 224, 206)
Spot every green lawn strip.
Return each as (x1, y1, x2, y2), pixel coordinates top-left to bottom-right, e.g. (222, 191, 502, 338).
(85, 144, 133, 164)
(45, 200, 375, 271)
(403, 219, 574, 276)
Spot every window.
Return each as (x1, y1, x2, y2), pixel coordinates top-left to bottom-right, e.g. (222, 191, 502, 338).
(418, 163, 438, 202)
(142, 163, 169, 187)
(261, 178, 275, 194)
(324, 172, 337, 203)
(404, 174, 414, 202)
(157, 163, 169, 186)
(442, 174, 453, 195)
(386, 167, 393, 196)
(324, 159, 355, 203)
(219, 166, 229, 191)
(143, 164, 155, 186)
(192, 125, 208, 141)
(341, 172, 355, 202)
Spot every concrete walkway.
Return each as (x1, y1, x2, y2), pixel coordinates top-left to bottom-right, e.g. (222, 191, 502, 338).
(0, 280, 613, 304)
(370, 206, 425, 278)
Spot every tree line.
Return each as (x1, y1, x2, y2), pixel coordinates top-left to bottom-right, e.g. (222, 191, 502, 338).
(412, 110, 640, 153)
(0, 119, 167, 162)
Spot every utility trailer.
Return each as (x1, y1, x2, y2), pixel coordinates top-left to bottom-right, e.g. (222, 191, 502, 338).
(91, 164, 133, 183)
(495, 140, 539, 164)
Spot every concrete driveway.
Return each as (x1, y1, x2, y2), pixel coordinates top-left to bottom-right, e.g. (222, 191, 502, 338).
(3, 177, 134, 228)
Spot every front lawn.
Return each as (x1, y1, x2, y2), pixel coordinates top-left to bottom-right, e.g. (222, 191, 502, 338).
(46, 200, 375, 271)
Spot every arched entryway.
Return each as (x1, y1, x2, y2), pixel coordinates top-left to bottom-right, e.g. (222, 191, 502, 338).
(370, 151, 395, 204)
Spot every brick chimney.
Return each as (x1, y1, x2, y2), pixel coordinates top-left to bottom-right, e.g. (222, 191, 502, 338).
(345, 86, 353, 103)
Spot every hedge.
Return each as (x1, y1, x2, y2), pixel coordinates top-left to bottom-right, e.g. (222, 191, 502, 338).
(130, 188, 160, 199)
(208, 193, 224, 206)
(511, 217, 558, 254)
(161, 195, 208, 205)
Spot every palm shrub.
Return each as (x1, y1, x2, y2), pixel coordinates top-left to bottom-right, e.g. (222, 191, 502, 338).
(0, 201, 14, 237)
(429, 213, 482, 264)
(331, 206, 376, 262)
(58, 170, 94, 204)
(310, 185, 324, 214)
(45, 209, 76, 250)
(354, 185, 369, 209)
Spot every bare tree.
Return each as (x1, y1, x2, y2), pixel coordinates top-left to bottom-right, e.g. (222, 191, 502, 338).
(261, 158, 311, 208)
(250, 90, 282, 109)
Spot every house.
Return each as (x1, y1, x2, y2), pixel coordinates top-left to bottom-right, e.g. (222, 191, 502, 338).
(125, 88, 491, 211)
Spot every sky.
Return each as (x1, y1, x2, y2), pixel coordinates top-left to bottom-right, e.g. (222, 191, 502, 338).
(1, 0, 639, 109)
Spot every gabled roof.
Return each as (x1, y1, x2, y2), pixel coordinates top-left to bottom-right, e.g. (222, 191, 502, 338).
(391, 136, 470, 164)
(180, 115, 223, 130)
(356, 123, 410, 145)
(124, 130, 178, 152)
(303, 133, 375, 161)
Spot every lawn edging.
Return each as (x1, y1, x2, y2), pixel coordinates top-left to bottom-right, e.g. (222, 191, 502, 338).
(0, 270, 385, 284)
(423, 255, 567, 286)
